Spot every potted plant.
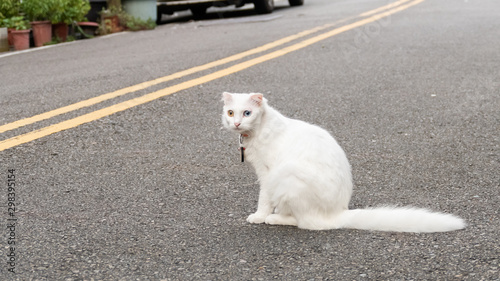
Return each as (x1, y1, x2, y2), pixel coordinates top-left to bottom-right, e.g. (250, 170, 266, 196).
(51, 0, 91, 42)
(0, 0, 21, 49)
(21, 0, 56, 47)
(98, 1, 155, 35)
(2, 16, 31, 51)
(98, 0, 124, 35)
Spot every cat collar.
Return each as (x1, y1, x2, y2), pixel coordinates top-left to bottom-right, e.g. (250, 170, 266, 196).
(239, 134, 248, 162)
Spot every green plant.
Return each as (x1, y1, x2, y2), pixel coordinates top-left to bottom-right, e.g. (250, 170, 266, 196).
(21, 0, 57, 22)
(99, 5, 121, 18)
(98, 6, 121, 35)
(44, 36, 63, 46)
(1, 16, 30, 30)
(107, 0, 122, 10)
(121, 14, 156, 31)
(74, 23, 95, 39)
(45, 33, 75, 45)
(98, 6, 155, 34)
(112, 8, 156, 31)
(51, 0, 91, 25)
(97, 21, 109, 35)
(0, 0, 21, 22)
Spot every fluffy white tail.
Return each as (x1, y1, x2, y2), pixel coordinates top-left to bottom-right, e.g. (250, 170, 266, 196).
(335, 207, 466, 233)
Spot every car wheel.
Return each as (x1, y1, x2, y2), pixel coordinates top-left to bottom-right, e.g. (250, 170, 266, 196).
(254, 0, 274, 14)
(288, 0, 304, 6)
(190, 5, 208, 19)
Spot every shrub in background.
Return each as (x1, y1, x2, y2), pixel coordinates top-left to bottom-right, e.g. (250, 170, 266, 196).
(21, 0, 57, 22)
(0, 0, 21, 22)
(51, 0, 91, 24)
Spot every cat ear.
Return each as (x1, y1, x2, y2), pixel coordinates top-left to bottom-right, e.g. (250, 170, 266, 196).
(222, 92, 232, 104)
(250, 93, 264, 106)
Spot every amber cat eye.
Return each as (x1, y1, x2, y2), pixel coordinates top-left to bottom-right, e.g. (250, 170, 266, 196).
(228, 110, 234, 117)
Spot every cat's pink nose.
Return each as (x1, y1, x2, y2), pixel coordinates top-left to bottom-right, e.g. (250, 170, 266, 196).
(234, 122, 241, 128)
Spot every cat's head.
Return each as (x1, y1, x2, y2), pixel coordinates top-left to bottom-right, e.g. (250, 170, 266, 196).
(221, 92, 266, 134)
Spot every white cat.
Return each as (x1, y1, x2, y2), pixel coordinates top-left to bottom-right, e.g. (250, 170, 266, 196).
(221, 92, 466, 232)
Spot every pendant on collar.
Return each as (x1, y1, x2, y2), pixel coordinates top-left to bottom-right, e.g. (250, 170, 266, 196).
(239, 134, 248, 162)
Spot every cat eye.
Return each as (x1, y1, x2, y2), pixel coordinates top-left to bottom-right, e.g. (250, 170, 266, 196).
(227, 110, 234, 117)
(243, 110, 252, 117)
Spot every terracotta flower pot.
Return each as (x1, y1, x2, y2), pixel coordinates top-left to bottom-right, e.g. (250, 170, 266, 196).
(103, 15, 123, 33)
(7, 28, 15, 46)
(52, 23, 69, 42)
(76, 22, 99, 39)
(10, 29, 31, 51)
(31, 20, 52, 47)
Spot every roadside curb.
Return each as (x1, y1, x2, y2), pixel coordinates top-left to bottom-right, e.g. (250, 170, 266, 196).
(0, 31, 130, 59)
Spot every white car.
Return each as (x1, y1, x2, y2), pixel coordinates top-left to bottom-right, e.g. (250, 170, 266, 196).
(157, 0, 304, 19)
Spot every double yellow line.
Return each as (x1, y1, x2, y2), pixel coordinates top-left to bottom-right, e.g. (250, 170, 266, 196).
(0, 0, 424, 152)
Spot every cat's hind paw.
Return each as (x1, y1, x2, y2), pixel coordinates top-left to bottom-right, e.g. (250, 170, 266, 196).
(247, 213, 267, 224)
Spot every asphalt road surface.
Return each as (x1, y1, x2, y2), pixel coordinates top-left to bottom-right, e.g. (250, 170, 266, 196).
(1, 0, 499, 280)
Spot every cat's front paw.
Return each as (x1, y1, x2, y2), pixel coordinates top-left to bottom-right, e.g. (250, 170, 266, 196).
(265, 214, 297, 226)
(247, 213, 267, 224)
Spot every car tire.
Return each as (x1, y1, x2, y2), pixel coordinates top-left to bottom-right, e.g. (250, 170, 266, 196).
(190, 5, 208, 19)
(254, 0, 274, 14)
(288, 0, 304, 6)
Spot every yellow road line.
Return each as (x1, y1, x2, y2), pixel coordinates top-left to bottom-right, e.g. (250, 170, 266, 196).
(0, 0, 425, 152)
(0, 23, 334, 135)
(0, 0, 412, 135)
(359, 0, 411, 17)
